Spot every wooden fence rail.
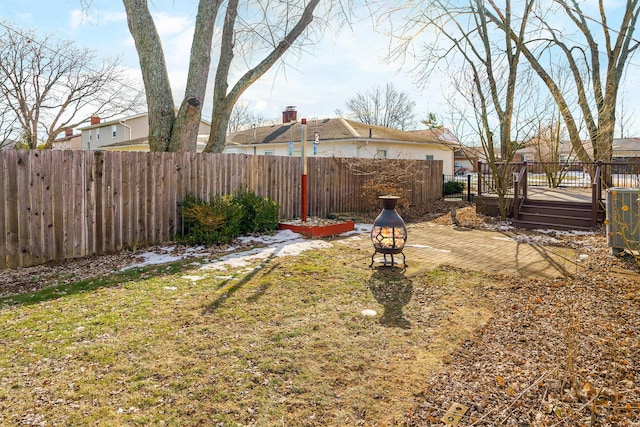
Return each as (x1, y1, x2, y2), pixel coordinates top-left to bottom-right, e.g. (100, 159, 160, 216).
(0, 150, 442, 269)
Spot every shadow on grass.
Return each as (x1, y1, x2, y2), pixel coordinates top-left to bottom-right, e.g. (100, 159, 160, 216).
(202, 255, 277, 313)
(368, 267, 413, 329)
(0, 262, 186, 307)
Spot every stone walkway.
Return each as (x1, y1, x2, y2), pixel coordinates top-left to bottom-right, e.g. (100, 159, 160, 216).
(342, 222, 578, 279)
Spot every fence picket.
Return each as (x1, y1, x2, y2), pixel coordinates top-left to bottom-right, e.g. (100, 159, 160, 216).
(0, 151, 442, 269)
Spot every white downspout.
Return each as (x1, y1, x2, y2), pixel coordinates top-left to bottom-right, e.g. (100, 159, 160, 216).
(119, 121, 132, 141)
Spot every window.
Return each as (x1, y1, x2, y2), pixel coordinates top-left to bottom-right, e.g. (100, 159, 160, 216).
(426, 155, 434, 160)
(89, 130, 93, 141)
(264, 151, 275, 156)
(96, 128, 100, 140)
(112, 125, 117, 138)
(375, 149, 387, 159)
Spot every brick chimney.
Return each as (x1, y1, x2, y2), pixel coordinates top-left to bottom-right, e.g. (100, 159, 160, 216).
(282, 106, 297, 124)
(90, 115, 101, 125)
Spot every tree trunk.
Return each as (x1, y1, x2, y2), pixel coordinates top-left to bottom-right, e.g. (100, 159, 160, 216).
(169, 0, 223, 152)
(168, 97, 202, 152)
(209, 100, 234, 154)
(203, 0, 321, 153)
(122, 0, 174, 152)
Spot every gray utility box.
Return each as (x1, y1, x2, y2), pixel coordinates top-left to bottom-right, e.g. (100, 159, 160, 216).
(606, 188, 640, 255)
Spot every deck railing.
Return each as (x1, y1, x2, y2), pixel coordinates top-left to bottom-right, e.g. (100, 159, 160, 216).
(478, 160, 640, 226)
(513, 162, 528, 221)
(591, 161, 603, 226)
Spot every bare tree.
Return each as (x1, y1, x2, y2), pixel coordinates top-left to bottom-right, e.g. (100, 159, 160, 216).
(530, 116, 574, 187)
(227, 103, 268, 133)
(485, 0, 640, 168)
(617, 90, 636, 139)
(0, 25, 143, 149)
(344, 82, 416, 130)
(385, 0, 535, 218)
(117, 0, 350, 152)
(0, 102, 19, 149)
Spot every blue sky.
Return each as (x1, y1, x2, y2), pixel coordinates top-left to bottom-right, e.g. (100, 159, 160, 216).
(0, 0, 445, 127)
(2, 1, 640, 138)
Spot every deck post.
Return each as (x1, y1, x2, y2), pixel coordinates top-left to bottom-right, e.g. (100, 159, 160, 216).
(477, 160, 482, 196)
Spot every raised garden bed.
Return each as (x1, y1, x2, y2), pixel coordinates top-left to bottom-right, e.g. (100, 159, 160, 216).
(277, 218, 355, 238)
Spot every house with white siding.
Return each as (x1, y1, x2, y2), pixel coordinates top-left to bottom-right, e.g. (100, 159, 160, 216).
(76, 113, 211, 151)
(225, 107, 459, 175)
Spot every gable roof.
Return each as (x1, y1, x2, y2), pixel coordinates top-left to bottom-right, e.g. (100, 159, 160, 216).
(78, 111, 212, 131)
(227, 118, 457, 146)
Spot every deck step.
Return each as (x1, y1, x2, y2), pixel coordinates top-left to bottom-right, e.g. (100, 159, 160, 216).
(514, 199, 598, 230)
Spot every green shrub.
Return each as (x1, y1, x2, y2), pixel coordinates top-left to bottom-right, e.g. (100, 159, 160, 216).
(443, 180, 465, 196)
(232, 188, 280, 235)
(180, 190, 280, 245)
(180, 193, 243, 245)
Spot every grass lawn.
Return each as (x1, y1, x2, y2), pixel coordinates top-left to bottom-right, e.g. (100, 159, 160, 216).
(0, 242, 495, 426)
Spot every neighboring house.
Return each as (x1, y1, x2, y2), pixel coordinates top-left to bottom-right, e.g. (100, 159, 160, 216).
(52, 129, 82, 150)
(516, 138, 640, 163)
(77, 113, 212, 152)
(225, 107, 459, 175)
(454, 146, 484, 174)
(611, 138, 640, 161)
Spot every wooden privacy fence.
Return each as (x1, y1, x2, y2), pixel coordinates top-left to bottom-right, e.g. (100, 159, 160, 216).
(0, 150, 442, 269)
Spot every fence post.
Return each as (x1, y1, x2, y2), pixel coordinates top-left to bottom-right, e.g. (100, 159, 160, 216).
(467, 173, 471, 202)
(477, 161, 483, 196)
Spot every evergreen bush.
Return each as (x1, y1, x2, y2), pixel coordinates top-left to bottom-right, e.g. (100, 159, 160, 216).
(443, 180, 465, 195)
(180, 190, 280, 245)
(232, 188, 280, 235)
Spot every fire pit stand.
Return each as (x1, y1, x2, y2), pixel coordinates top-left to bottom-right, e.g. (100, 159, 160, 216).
(370, 196, 408, 268)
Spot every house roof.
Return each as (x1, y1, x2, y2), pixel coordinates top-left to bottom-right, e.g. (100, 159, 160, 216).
(612, 137, 640, 153)
(227, 118, 458, 146)
(78, 111, 212, 131)
(78, 112, 150, 131)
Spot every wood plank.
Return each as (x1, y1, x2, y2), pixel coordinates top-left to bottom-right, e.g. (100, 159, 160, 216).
(113, 152, 123, 250)
(0, 153, 6, 269)
(4, 151, 19, 268)
(41, 151, 57, 262)
(103, 152, 114, 252)
(154, 152, 164, 243)
(50, 151, 64, 261)
(121, 152, 133, 248)
(0, 152, 17, 269)
(14, 151, 31, 266)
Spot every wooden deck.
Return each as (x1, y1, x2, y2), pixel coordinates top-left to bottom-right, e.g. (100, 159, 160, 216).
(526, 187, 593, 203)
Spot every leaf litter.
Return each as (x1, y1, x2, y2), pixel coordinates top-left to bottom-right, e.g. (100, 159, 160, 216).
(0, 204, 639, 426)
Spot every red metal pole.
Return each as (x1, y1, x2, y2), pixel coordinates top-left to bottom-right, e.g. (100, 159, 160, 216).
(301, 174, 308, 222)
(301, 118, 308, 222)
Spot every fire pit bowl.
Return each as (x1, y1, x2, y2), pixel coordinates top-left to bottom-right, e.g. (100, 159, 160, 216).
(370, 196, 407, 268)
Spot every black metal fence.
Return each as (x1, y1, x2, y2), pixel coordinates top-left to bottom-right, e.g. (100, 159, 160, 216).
(443, 174, 475, 201)
(442, 161, 640, 202)
(477, 161, 640, 194)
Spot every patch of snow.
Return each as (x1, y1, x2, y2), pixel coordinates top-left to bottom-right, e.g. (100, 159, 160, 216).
(482, 222, 514, 231)
(341, 223, 372, 236)
(493, 235, 561, 245)
(361, 309, 377, 317)
(237, 229, 303, 245)
(534, 229, 595, 236)
(163, 286, 178, 291)
(200, 237, 333, 272)
(181, 275, 205, 282)
(123, 246, 211, 270)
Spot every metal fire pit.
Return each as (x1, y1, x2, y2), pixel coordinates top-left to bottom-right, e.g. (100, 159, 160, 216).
(370, 196, 407, 268)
